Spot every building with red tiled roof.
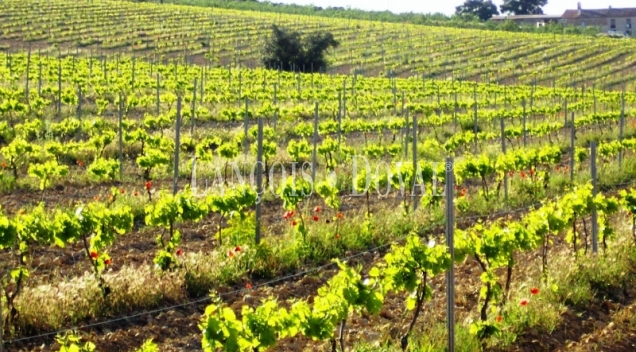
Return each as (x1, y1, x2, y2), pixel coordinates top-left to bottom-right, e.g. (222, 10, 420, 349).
(491, 2, 635, 36)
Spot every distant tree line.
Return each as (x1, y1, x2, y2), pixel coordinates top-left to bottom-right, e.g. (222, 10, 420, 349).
(455, 0, 549, 21)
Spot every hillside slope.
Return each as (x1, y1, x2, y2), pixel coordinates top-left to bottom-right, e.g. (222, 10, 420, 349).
(0, 0, 635, 89)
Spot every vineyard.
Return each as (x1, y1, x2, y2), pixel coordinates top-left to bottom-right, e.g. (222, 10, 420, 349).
(2, 0, 636, 90)
(2, 0, 636, 352)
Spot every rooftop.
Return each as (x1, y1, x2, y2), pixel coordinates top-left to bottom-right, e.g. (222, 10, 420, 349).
(491, 14, 562, 21)
(562, 7, 636, 19)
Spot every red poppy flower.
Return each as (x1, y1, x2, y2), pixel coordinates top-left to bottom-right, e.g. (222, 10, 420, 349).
(508, 171, 514, 177)
(520, 298, 529, 306)
(246, 283, 253, 290)
(291, 220, 297, 226)
(145, 181, 152, 190)
(314, 206, 321, 213)
(496, 315, 502, 323)
(90, 251, 98, 259)
(520, 171, 527, 178)
(283, 210, 295, 220)
(337, 212, 343, 219)
(313, 215, 319, 222)
(1, 162, 7, 168)
(104, 258, 112, 265)
(234, 246, 241, 253)
(228, 250, 234, 258)
(134, 191, 139, 197)
(556, 166, 561, 171)
(120, 189, 126, 194)
(335, 234, 341, 239)
(530, 287, 540, 295)
(176, 248, 184, 256)
(459, 188, 467, 197)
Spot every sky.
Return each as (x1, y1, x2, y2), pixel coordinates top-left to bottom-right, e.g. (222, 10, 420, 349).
(270, 0, 636, 16)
